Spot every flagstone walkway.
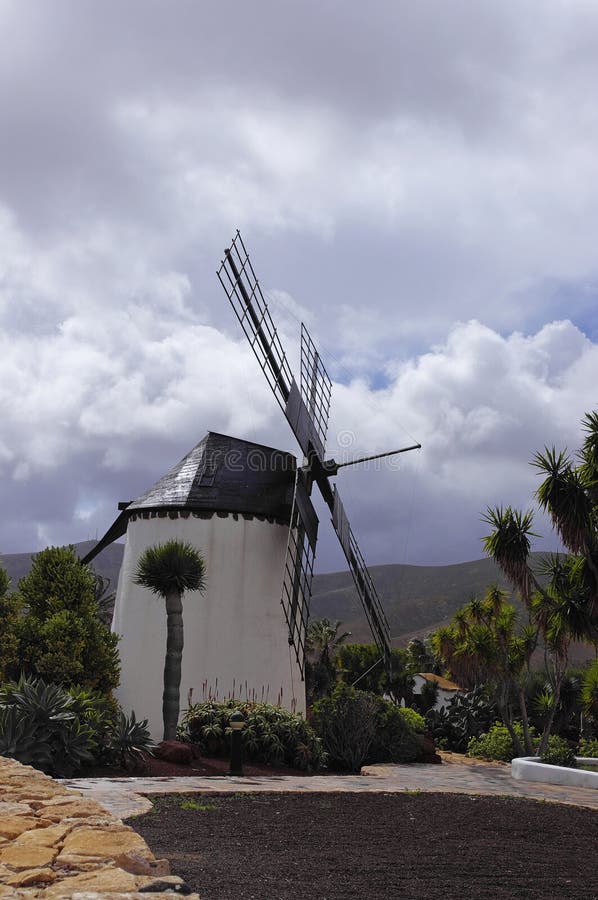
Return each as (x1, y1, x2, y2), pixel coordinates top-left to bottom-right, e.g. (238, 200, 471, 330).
(61, 761, 598, 819)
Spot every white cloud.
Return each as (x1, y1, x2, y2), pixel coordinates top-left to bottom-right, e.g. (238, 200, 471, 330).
(323, 319, 596, 566)
(3, 1, 598, 570)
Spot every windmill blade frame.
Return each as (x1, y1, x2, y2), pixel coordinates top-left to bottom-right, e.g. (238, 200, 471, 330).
(280, 470, 319, 678)
(332, 485, 391, 662)
(300, 322, 332, 460)
(218, 231, 294, 414)
(218, 232, 331, 464)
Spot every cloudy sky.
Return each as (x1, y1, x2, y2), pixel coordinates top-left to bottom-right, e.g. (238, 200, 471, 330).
(2, 0, 598, 573)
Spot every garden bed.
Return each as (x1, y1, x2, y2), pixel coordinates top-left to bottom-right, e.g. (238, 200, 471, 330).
(129, 791, 598, 899)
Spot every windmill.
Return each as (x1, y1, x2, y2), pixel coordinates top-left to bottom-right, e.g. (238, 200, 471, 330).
(217, 231, 420, 680)
(81, 232, 419, 736)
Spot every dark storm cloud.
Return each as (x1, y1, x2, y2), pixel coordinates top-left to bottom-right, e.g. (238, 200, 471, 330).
(2, 1, 598, 567)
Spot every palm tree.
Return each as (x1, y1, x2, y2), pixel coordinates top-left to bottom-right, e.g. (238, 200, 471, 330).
(581, 658, 598, 720)
(481, 411, 598, 751)
(306, 618, 351, 668)
(431, 587, 537, 755)
(134, 539, 206, 741)
(305, 618, 351, 702)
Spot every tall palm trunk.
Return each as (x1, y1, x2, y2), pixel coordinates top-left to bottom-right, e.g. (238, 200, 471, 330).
(163, 588, 184, 741)
(517, 686, 534, 755)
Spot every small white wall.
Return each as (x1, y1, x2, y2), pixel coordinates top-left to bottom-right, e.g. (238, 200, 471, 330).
(112, 512, 305, 739)
(512, 756, 598, 789)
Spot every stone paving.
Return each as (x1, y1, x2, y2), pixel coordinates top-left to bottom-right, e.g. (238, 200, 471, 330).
(61, 760, 598, 820)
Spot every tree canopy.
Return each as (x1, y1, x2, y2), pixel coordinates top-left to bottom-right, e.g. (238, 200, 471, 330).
(482, 411, 598, 750)
(9, 546, 120, 693)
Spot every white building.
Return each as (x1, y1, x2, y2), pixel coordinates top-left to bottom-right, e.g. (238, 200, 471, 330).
(412, 672, 462, 710)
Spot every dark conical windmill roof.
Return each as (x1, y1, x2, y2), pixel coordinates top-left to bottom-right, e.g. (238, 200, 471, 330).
(128, 432, 297, 520)
(81, 432, 300, 565)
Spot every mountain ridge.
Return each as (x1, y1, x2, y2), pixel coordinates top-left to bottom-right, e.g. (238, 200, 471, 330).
(1, 541, 539, 645)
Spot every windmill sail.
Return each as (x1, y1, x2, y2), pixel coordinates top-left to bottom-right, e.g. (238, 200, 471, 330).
(218, 231, 294, 413)
(332, 486, 391, 663)
(219, 230, 401, 678)
(300, 323, 332, 461)
(218, 233, 330, 463)
(280, 470, 318, 677)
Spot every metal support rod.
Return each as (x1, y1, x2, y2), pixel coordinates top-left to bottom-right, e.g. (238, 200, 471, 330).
(322, 443, 421, 477)
(335, 443, 421, 470)
(351, 655, 384, 687)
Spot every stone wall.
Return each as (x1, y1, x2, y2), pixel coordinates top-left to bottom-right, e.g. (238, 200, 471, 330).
(0, 757, 199, 898)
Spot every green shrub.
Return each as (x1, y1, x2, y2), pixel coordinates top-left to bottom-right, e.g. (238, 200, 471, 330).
(427, 688, 496, 753)
(398, 707, 426, 734)
(467, 721, 528, 762)
(335, 644, 414, 702)
(179, 700, 325, 773)
(540, 735, 577, 768)
(311, 684, 423, 773)
(10, 546, 120, 693)
(368, 697, 422, 765)
(312, 684, 379, 772)
(578, 738, 598, 758)
(0, 675, 95, 776)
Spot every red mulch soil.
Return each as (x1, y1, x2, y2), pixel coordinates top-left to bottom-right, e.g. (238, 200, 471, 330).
(83, 754, 309, 779)
(129, 792, 598, 900)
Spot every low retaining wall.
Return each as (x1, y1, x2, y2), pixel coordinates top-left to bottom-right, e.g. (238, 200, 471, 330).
(0, 756, 200, 898)
(512, 756, 598, 789)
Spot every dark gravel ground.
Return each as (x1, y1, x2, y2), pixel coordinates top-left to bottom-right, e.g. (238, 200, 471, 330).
(128, 791, 598, 900)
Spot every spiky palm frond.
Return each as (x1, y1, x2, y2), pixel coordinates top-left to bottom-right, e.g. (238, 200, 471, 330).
(519, 623, 539, 661)
(465, 597, 486, 625)
(531, 583, 594, 653)
(483, 585, 508, 617)
(568, 552, 598, 615)
(533, 447, 593, 555)
(581, 658, 598, 718)
(429, 626, 458, 670)
(306, 618, 351, 665)
(536, 552, 568, 579)
(482, 506, 537, 603)
(580, 411, 598, 483)
(134, 540, 207, 598)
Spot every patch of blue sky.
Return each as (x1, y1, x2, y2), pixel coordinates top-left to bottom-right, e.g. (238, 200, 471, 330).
(325, 362, 393, 391)
(519, 276, 598, 342)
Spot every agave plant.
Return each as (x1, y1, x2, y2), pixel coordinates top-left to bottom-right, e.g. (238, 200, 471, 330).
(107, 710, 155, 770)
(0, 705, 53, 771)
(0, 675, 95, 776)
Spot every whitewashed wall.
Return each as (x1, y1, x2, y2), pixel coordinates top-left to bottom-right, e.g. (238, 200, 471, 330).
(112, 512, 305, 740)
(412, 674, 459, 711)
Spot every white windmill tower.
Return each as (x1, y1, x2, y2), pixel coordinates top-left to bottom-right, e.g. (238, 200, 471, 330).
(83, 232, 419, 738)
